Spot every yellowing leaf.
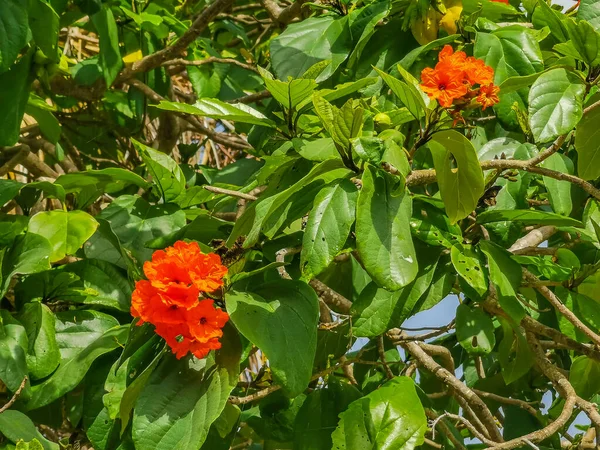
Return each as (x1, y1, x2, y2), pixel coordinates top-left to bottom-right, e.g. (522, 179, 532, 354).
(122, 50, 143, 65)
(411, 7, 440, 45)
(439, 0, 462, 35)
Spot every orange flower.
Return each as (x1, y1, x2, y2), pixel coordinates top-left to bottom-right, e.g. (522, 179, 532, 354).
(421, 66, 468, 108)
(438, 45, 467, 66)
(144, 241, 227, 295)
(187, 299, 230, 343)
(477, 84, 500, 110)
(130, 240, 229, 360)
(490, 0, 509, 3)
(463, 57, 494, 86)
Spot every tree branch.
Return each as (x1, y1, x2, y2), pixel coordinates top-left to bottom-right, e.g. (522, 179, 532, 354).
(0, 376, 28, 414)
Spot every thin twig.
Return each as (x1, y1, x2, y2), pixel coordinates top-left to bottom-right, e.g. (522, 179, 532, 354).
(0, 376, 28, 414)
(377, 336, 394, 380)
(202, 185, 258, 201)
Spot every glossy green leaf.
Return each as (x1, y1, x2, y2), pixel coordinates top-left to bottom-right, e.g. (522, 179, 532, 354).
(55, 310, 119, 361)
(29, 0, 60, 59)
(477, 209, 583, 227)
(133, 139, 186, 203)
(352, 260, 438, 337)
(456, 304, 496, 355)
(498, 317, 533, 384)
(356, 165, 417, 291)
(451, 244, 488, 299)
(528, 68, 585, 143)
(28, 210, 98, 263)
(270, 16, 351, 82)
(17, 302, 60, 380)
(480, 241, 526, 321)
(132, 330, 241, 450)
(93, 195, 186, 263)
(155, 99, 276, 127)
(474, 29, 543, 128)
(226, 280, 319, 396)
(575, 103, 600, 180)
(428, 130, 485, 224)
(0, 53, 33, 146)
(374, 67, 424, 119)
(91, 6, 122, 86)
(25, 326, 128, 410)
(1, 233, 52, 298)
(566, 20, 600, 66)
(259, 68, 317, 110)
(301, 179, 358, 279)
(0, 310, 28, 394)
(0, 0, 29, 73)
(541, 153, 573, 216)
(331, 377, 427, 450)
(0, 411, 58, 450)
(578, 0, 600, 30)
(294, 380, 361, 450)
(570, 356, 600, 400)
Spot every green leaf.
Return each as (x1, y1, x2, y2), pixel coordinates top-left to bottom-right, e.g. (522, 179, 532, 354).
(352, 251, 439, 337)
(0, 180, 24, 207)
(373, 67, 424, 120)
(132, 331, 241, 450)
(566, 20, 600, 66)
(480, 241, 526, 321)
(477, 209, 583, 227)
(541, 153, 573, 216)
(28, 210, 98, 263)
(133, 139, 186, 203)
(528, 68, 586, 143)
(55, 310, 119, 361)
(28, 0, 60, 59)
(0, 53, 33, 146)
(1, 233, 52, 297)
(226, 280, 319, 396)
(356, 165, 417, 291)
(456, 304, 496, 355)
(578, 0, 600, 30)
(428, 130, 485, 224)
(331, 377, 427, 450)
(292, 138, 339, 162)
(25, 326, 128, 410)
(93, 195, 186, 263)
(474, 30, 543, 129)
(301, 179, 358, 279)
(258, 68, 317, 110)
(575, 103, 600, 181)
(17, 302, 60, 380)
(154, 99, 276, 127)
(56, 168, 150, 196)
(293, 380, 361, 450)
(532, 0, 568, 43)
(450, 244, 488, 299)
(498, 317, 533, 384)
(0, 411, 58, 450)
(91, 6, 122, 86)
(0, 310, 28, 393)
(270, 16, 351, 82)
(25, 105, 61, 144)
(0, 0, 29, 73)
(570, 356, 600, 400)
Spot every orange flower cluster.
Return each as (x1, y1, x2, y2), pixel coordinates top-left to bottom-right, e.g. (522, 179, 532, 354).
(131, 240, 229, 359)
(420, 45, 500, 111)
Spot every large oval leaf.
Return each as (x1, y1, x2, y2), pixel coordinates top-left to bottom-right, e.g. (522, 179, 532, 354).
(226, 279, 319, 396)
(428, 130, 485, 224)
(331, 376, 427, 450)
(575, 103, 600, 180)
(300, 179, 358, 279)
(132, 330, 241, 450)
(356, 165, 417, 291)
(528, 68, 586, 143)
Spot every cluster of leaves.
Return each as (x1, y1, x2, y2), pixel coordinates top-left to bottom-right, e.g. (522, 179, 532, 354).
(3, 0, 600, 449)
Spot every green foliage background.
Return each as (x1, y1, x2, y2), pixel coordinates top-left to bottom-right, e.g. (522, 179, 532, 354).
(1, 0, 600, 449)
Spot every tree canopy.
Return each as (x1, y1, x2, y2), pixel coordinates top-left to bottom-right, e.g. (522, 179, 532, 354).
(2, 0, 600, 449)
